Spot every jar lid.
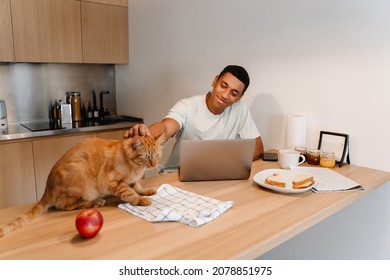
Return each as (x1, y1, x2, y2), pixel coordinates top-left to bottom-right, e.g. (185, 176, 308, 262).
(321, 151, 335, 157)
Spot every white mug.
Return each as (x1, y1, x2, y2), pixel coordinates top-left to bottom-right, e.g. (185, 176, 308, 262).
(278, 149, 305, 169)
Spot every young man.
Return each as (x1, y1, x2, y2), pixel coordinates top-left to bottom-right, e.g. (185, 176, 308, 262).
(125, 65, 264, 170)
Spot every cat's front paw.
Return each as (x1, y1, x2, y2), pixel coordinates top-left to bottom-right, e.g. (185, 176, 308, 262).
(145, 188, 157, 196)
(93, 198, 106, 207)
(138, 197, 152, 206)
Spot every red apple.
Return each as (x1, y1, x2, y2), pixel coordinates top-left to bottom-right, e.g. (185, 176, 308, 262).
(75, 209, 104, 238)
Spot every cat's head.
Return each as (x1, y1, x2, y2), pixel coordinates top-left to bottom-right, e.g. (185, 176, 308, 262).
(123, 135, 164, 169)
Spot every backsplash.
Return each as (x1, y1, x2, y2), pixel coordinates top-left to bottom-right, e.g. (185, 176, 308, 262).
(0, 63, 116, 123)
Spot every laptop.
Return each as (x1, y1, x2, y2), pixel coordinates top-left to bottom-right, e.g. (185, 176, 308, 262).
(179, 138, 256, 181)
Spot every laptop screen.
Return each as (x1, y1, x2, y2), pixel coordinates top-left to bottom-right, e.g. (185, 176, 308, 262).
(179, 139, 255, 181)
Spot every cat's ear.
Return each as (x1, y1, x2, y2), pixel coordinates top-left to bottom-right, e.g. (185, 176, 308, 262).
(132, 135, 143, 149)
(154, 133, 166, 145)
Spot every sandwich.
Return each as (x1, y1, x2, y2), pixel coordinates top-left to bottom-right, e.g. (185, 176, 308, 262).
(265, 172, 315, 189)
(265, 173, 285, 187)
(292, 173, 315, 189)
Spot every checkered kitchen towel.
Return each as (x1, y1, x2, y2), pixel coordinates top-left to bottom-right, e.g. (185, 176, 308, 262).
(118, 184, 234, 227)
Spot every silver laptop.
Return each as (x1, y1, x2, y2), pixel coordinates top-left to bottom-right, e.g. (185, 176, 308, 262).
(179, 139, 255, 181)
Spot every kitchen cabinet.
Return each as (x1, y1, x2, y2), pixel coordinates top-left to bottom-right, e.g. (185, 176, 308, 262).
(32, 133, 96, 199)
(81, 1, 129, 64)
(97, 129, 127, 139)
(0, 141, 36, 209)
(11, 0, 83, 63)
(82, 0, 128, 7)
(0, 0, 14, 62)
(3, 0, 128, 63)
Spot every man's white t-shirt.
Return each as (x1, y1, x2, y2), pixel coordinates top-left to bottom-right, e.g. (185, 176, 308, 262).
(162, 93, 260, 170)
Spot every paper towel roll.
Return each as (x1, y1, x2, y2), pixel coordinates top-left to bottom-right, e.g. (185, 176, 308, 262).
(286, 115, 307, 149)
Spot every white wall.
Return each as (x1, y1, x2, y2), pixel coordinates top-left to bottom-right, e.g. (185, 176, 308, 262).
(117, 0, 390, 172)
(116, 0, 390, 258)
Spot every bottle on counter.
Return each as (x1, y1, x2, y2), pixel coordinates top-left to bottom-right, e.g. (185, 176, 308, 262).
(92, 90, 99, 121)
(70, 92, 82, 122)
(93, 105, 99, 120)
(54, 100, 62, 129)
(49, 101, 55, 128)
(81, 102, 87, 124)
(87, 102, 93, 121)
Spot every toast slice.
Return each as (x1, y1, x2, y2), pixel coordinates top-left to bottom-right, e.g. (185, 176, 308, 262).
(292, 173, 315, 189)
(265, 173, 285, 187)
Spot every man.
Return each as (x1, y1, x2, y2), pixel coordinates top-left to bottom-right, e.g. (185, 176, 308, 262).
(125, 65, 264, 170)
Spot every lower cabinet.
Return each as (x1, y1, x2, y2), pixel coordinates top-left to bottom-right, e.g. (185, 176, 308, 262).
(33, 133, 96, 200)
(0, 129, 126, 209)
(97, 130, 127, 139)
(0, 141, 36, 208)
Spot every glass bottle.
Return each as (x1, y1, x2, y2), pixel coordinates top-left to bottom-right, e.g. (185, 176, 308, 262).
(81, 103, 87, 124)
(92, 90, 99, 120)
(70, 92, 82, 122)
(87, 102, 93, 120)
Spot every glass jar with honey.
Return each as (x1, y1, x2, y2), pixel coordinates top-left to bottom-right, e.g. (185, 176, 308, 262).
(307, 149, 320, 165)
(320, 151, 336, 168)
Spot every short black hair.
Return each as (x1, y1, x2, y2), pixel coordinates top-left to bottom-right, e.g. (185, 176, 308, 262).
(218, 65, 250, 94)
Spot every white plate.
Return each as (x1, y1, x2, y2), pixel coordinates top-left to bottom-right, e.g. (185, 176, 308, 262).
(253, 169, 316, 194)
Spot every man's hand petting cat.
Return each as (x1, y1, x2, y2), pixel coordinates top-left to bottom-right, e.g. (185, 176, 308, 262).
(124, 123, 151, 138)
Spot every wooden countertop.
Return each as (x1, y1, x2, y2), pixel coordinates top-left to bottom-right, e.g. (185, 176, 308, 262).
(0, 160, 389, 260)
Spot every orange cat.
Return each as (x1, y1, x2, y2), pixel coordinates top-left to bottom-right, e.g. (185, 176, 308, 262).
(0, 134, 163, 237)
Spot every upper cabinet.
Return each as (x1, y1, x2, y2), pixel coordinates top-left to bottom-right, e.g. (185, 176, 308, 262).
(0, 0, 128, 64)
(11, 0, 83, 63)
(0, 0, 14, 61)
(82, 1, 129, 64)
(82, 0, 128, 7)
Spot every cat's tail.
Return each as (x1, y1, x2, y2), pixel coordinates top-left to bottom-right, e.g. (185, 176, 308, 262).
(0, 198, 51, 238)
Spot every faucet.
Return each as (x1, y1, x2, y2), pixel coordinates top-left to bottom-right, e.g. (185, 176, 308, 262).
(99, 91, 110, 120)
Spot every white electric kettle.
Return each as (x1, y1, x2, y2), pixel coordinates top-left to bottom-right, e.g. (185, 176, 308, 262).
(0, 100, 8, 132)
